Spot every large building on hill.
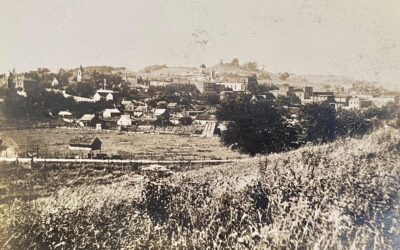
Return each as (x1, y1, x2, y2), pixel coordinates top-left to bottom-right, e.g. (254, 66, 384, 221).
(348, 97, 373, 110)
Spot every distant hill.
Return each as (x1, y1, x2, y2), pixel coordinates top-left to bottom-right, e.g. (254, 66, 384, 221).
(140, 66, 201, 77)
(70, 66, 126, 74)
(136, 62, 376, 88)
(205, 63, 269, 76)
(142, 64, 167, 73)
(289, 74, 355, 85)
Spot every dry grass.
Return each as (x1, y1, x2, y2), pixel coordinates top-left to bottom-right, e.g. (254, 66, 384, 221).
(4, 128, 244, 160)
(0, 128, 399, 249)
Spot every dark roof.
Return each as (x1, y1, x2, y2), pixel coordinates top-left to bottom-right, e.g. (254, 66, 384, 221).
(102, 117, 120, 122)
(195, 114, 212, 121)
(69, 136, 101, 146)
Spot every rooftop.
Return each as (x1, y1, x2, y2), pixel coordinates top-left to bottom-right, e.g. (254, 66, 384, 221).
(69, 136, 101, 146)
(154, 109, 167, 116)
(79, 114, 95, 121)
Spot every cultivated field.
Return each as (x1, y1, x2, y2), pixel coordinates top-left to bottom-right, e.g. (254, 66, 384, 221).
(0, 128, 399, 249)
(3, 128, 244, 160)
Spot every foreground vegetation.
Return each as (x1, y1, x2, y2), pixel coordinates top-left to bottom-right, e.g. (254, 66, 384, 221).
(0, 128, 399, 249)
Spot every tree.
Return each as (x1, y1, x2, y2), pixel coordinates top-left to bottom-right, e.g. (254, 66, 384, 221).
(198, 92, 220, 106)
(231, 58, 240, 67)
(3, 90, 28, 119)
(217, 94, 296, 155)
(298, 103, 336, 144)
(75, 83, 95, 98)
(147, 99, 157, 109)
(179, 116, 193, 126)
(279, 72, 290, 80)
(335, 109, 372, 138)
(244, 62, 258, 70)
(247, 75, 259, 95)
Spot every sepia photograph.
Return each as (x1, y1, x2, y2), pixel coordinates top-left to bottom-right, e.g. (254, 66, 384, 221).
(0, 0, 399, 249)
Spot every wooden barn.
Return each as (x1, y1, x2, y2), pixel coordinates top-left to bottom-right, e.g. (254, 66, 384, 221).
(69, 137, 102, 158)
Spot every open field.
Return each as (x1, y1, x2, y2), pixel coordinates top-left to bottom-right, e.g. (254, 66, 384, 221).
(0, 128, 399, 249)
(3, 128, 244, 160)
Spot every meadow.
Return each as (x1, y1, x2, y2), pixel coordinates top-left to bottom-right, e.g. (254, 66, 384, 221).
(4, 128, 244, 160)
(0, 128, 399, 249)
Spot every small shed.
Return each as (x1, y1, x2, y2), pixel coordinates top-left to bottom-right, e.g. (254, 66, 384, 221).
(79, 114, 98, 127)
(69, 137, 102, 158)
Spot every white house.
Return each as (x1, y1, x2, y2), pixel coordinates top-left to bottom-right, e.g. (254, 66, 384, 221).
(58, 110, 72, 118)
(103, 108, 121, 118)
(117, 115, 133, 127)
(51, 78, 59, 87)
(218, 82, 247, 92)
(93, 89, 115, 102)
(106, 93, 113, 101)
(348, 97, 373, 110)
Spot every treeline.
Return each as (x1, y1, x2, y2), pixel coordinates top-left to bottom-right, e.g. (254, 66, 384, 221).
(2, 88, 113, 121)
(217, 94, 399, 155)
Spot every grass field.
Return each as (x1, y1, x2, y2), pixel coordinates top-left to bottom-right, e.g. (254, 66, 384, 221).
(0, 128, 399, 249)
(3, 128, 244, 160)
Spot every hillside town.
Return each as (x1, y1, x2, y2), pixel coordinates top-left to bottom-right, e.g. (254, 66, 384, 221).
(0, 61, 398, 139)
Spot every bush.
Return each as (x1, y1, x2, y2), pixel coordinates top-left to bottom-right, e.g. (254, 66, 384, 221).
(217, 94, 296, 155)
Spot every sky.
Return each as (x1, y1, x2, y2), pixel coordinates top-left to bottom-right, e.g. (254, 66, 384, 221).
(0, 0, 399, 89)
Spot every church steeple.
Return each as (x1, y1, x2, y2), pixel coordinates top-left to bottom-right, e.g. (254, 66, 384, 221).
(77, 65, 84, 82)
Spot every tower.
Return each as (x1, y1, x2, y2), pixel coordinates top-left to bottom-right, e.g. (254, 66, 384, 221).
(77, 65, 83, 82)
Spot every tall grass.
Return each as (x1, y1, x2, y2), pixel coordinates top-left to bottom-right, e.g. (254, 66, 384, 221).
(0, 128, 399, 249)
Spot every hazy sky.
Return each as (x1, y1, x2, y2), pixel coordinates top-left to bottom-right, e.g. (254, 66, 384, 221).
(1, 0, 399, 89)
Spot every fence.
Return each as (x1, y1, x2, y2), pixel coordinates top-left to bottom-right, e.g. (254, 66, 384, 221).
(0, 121, 59, 131)
(0, 156, 243, 165)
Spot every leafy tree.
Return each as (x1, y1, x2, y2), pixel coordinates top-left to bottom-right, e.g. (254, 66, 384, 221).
(143, 64, 167, 73)
(3, 91, 28, 119)
(198, 92, 220, 106)
(76, 83, 95, 97)
(247, 75, 259, 95)
(154, 111, 170, 127)
(244, 61, 258, 70)
(279, 72, 290, 80)
(147, 99, 157, 109)
(335, 109, 372, 138)
(298, 103, 336, 144)
(179, 116, 193, 126)
(217, 94, 296, 155)
(231, 58, 240, 66)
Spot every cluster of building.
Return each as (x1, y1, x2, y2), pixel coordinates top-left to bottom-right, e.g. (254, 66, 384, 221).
(2, 65, 398, 138)
(58, 99, 218, 136)
(270, 83, 399, 110)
